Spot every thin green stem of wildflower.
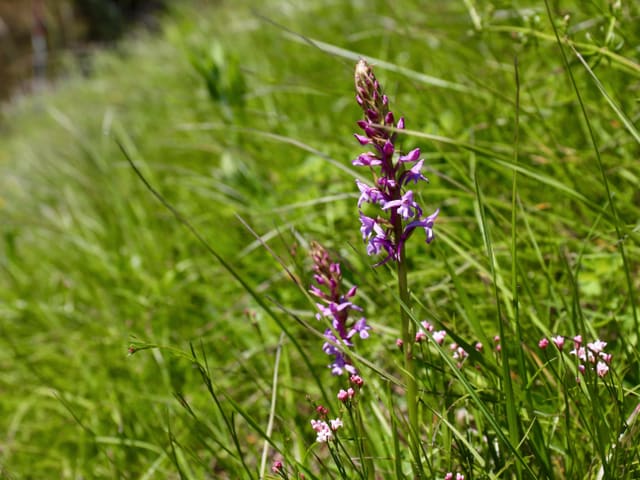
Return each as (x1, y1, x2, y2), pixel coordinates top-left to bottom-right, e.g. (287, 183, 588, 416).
(354, 400, 375, 480)
(328, 441, 349, 479)
(396, 242, 420, 474)
(347, 405, 369, 480)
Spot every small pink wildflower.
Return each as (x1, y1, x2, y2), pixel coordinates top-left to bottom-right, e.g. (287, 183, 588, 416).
(432, 330, 447, 345)
(551, 335, 565, 349)
(444, 474, 464, 480)
(568, 335, 612, 378)
(316, 429, 332, 443)
(329, 418, 343, 430)
(587, 339, 607, 354)
(451, 344, 469, 361)
(316, 405, 328, 417)
(570, 346, 584, 360)
(350, 374, 364, 387)
(596, 361, 609, 378)
(538, 338, 549, 349)
(310, 419, 334, 443)
(416, 330, 428, 342)
(337, 388, 355, 402)
(396, 338, 404, 349)
(444, 342, 469, 368)
(474, 342, 483, 352)
(600, 352, 612, 364)
(570, 346, 595, 364)
(421, 320, 434, 332)
(272, 460, 283, 474)
(311, 418, 342, 443)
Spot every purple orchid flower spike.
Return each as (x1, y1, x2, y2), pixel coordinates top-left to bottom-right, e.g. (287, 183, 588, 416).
(351, 61, 440, 473)
(352, 59, 438, 263)
(309, 242, 371, 375)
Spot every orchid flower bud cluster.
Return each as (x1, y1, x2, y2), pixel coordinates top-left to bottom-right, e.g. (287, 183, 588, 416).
(310, 242, 370, 375)
(353, 59, 439, 264)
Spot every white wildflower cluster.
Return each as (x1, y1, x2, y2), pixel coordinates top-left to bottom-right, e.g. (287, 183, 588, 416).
(310, 418, 343, 443)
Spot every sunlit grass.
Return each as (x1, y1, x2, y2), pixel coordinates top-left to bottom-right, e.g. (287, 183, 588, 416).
(1, 0, 639, 478)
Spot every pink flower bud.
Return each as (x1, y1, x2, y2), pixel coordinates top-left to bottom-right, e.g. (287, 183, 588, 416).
(271, 460, 283, 473)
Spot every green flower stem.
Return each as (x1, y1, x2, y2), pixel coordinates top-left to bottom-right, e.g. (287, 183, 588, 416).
(396, 242, 420, 473)
(349, 403, 373, 480)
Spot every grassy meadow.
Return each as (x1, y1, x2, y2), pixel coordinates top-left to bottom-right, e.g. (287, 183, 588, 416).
(1, 0, 639, 478)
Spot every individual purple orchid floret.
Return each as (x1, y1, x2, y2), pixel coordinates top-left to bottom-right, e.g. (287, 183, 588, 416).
(382, 190, 422, 220)
(310, 242, 370, 375)
(398, 148, 421, 163)
(401, 159, 428, 186)
(404, 208, 440, 245)
(355, 179, 384, 207)
(353, 59, 439, 263)
(353, 152, 382, 167)
(359, 213, 376, 241)
(366, 223, 395, 260)
(348, 317, 371, 340)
